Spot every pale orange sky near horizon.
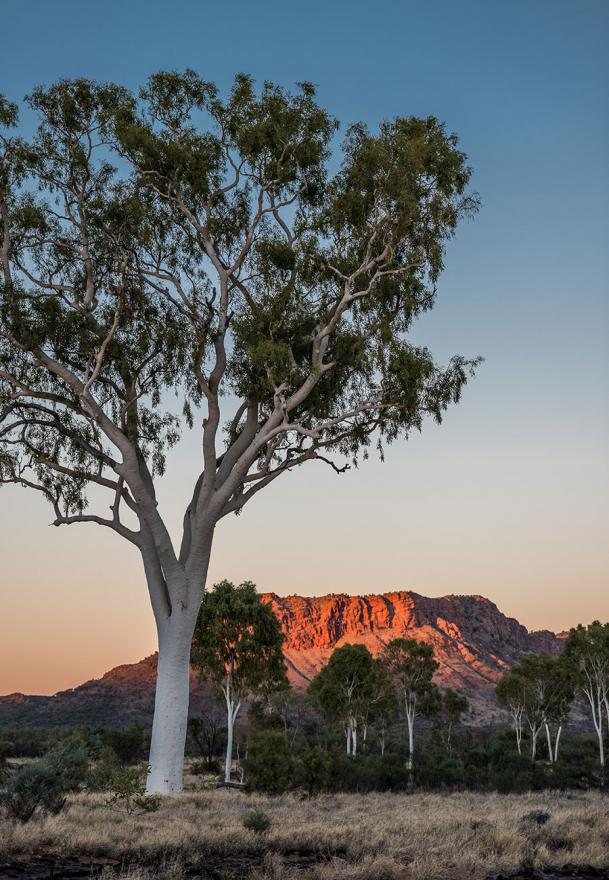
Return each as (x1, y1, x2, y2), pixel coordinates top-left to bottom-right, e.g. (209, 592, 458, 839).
(2, 376, 608, 695)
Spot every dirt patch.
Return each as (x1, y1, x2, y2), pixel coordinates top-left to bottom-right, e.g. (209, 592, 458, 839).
(0, 851, 339, 880)
(489, 868, 609, 880)
(0, 859, 119, 880)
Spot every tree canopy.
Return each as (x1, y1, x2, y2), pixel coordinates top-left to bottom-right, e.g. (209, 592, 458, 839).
(0, 73, 480, 549)
(191, 579, 287, 700)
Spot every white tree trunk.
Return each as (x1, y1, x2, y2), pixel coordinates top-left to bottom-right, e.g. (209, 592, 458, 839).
(224, 684, 241, 783)
(544, 722, 554, 762)
(406, 711, 414, 771)
(146, 608, 198, 795)
(585, 685, 605, 768)
(530, 726, 540, 760)
(593, 715, 605, 769)
(554, 725, 562, 762)
(352, 718, 358, 758)
(225, 709, 234, 783)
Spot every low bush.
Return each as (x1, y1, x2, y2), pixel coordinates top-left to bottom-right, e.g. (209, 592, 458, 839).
(243, 730, 294, 795)
(0, 761, 67, 822)
(103, 724, 146, 765)
(243, 810, 271, 834)
(105, 764, 161, 814)
(44, 738, 89, 791)
(296, 746, 335, 794)
(85, 745, 120, 792)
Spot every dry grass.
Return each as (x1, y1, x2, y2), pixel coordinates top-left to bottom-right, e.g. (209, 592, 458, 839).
(1, 788, 608, 879)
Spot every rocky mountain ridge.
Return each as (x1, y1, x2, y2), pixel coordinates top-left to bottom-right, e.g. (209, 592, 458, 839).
(0, 591, 565, 726)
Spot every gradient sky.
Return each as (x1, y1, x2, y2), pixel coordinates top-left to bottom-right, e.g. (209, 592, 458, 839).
(1, 0, 607, 695)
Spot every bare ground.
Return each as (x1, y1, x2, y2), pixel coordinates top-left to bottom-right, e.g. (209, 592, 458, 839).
(1, 789, 608, 880)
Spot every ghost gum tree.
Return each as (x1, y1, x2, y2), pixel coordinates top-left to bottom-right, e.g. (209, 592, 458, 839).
(308, 644, 382, 757)
(0, 72, 480, 793)
(382, 637, 439, 775)
(191, 580, 287, 784)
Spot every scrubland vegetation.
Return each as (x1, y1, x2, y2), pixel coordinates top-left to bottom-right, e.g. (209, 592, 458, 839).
(1, 785, 609, 879)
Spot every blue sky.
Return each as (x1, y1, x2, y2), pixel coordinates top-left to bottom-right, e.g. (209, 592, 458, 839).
(1, 1, 608, 692)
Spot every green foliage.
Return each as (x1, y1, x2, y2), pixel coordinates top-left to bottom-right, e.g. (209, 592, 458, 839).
(0, 760, 67, 822)
(563, 622, 609, 701)
(243, 730, 294, 795)
(44, 738, 89, 791)
(0, 71, 478, 537)
(243, 810, 272, 834)
(381, 638, 439, 736)
(103, 724, 146, 764)
(104, 764, 161, 813)
(192, 581, 287, 701)
(496, 653, 575, 760)
(0, 739, 14, 784)
(85, 745, 120, 792)
(295, 746, 335, 794)
(0, 726, 49, 758)
(308, 644, 386, 733)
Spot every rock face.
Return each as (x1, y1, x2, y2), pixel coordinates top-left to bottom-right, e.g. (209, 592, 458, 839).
(260, 591, 564, 722)
(0, 591, 565, 727)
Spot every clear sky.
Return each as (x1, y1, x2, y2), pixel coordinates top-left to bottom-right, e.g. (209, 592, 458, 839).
(0, 0, 607, 695)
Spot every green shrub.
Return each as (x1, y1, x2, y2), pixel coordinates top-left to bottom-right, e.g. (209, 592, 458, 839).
(103, 724, 146, 765)
(105, 764, 161, 813)
(296, 746, 334, 794)
(0, 761, 67, 822)
(332, 753, 410, 792)
(0, 739, 13, 785)
(85, 745, 120, 792)
(44, 740, 89, 791)
(243, 810, 271, 834)
(0, 726, 49, 758)
(243, 730, 294, 795)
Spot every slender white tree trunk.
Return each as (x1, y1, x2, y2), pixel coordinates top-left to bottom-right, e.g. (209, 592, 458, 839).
(530, 726, 540, 760)
(544, 722, 554, 762)
(225, 709, 234, 782)
(345, 723, 351, 756)
(352, 718, 358, 758)
(585, 686, 605, 768)
(379, 731, 385, 756)
(146, 607, 198, 795)
(510, 706, 523, 754)
(406, 710, 415, 771)
(224, 683, 241, 784)
(554, 725, 562, 762)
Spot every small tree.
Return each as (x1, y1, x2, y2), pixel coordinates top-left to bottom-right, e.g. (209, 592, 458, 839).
(366, 661, 398, 756)
(381, 638, 438, 772)
(0, 74, 479, 792)
(496, 670, 526, 755)
(496, 654, 574, 762)
(191, 580, 287, 783)
(563, 622, 609, 770)
(308, 644, 380, 757)
(435, 688, 469, 756)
